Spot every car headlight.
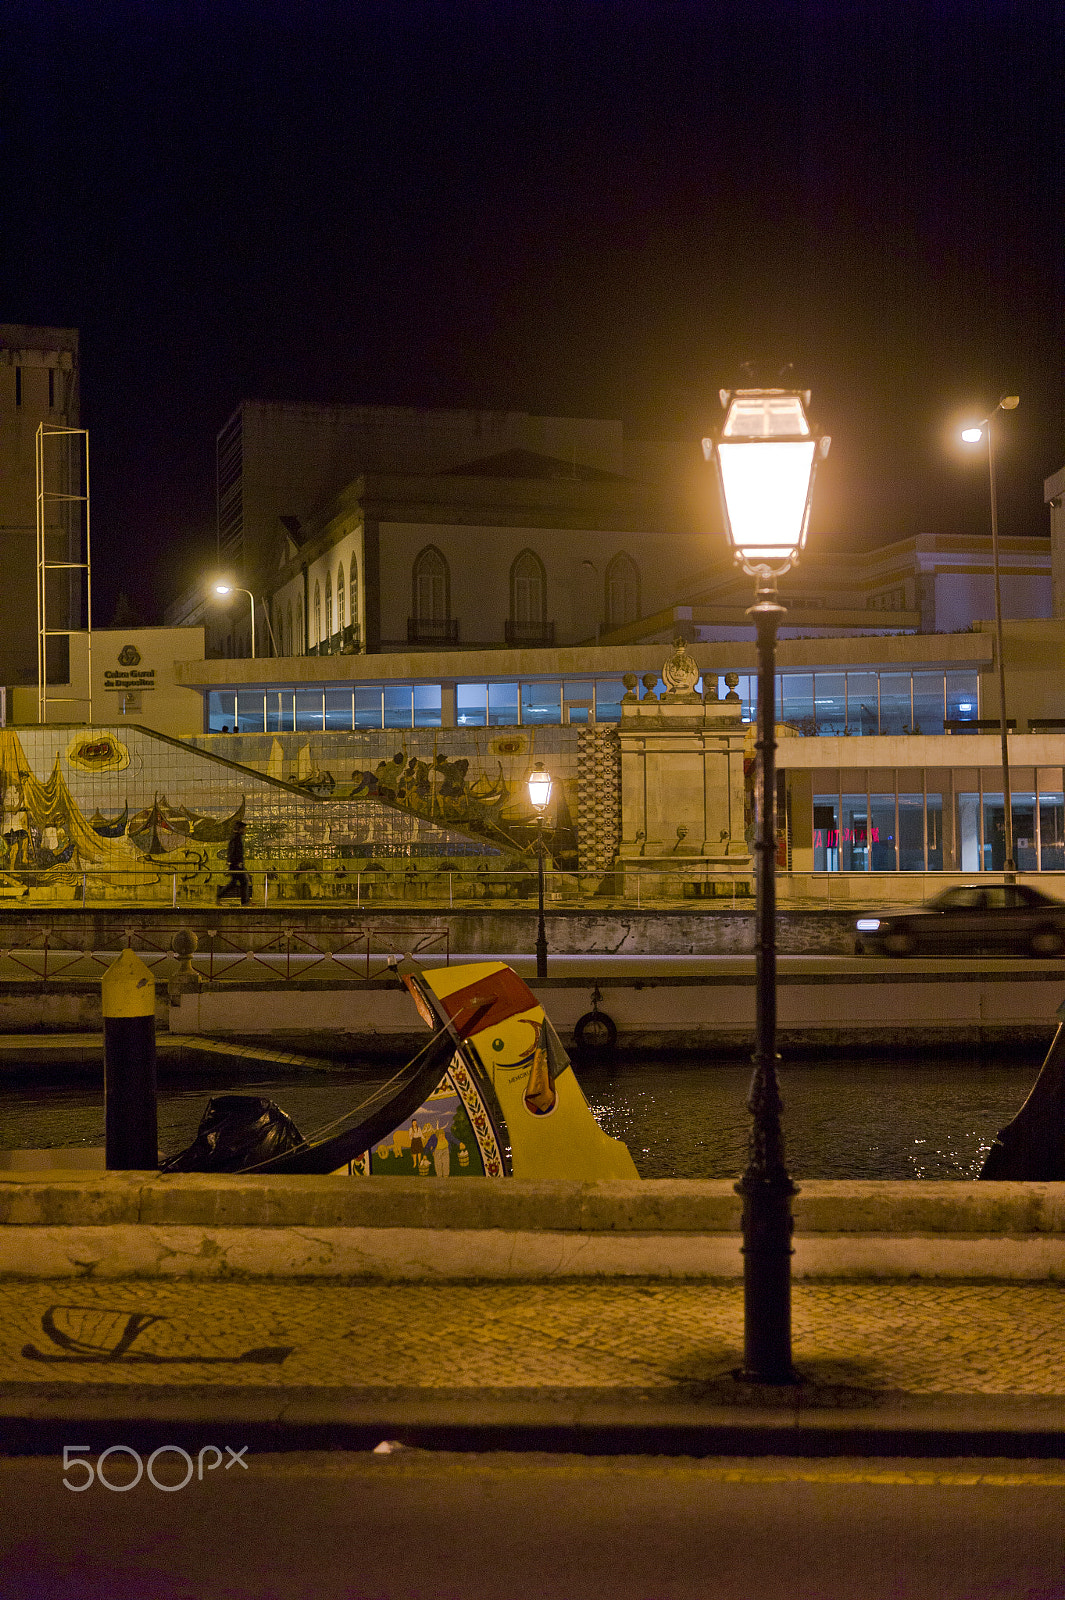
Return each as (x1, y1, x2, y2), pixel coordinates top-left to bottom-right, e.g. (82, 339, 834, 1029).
(856, 919, 881, 932)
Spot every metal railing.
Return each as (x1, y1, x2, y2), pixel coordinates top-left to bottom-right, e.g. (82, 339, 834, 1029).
(0, 922, 450, 984)
(0, 863, 1060, 915)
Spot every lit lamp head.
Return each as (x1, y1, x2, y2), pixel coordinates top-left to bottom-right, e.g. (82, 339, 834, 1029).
(213, 583, 232, 597)
(962, 394, 1019, 445)
(527, 763, 552, 813)
(702, 387, 830, 578)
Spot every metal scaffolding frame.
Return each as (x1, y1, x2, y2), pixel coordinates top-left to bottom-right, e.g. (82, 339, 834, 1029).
(36, 423, 91, 723)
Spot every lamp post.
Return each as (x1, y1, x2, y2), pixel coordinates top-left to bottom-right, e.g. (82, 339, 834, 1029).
(528, 762, 552, 979)
(581, 560, 601, 647)
(962, 396, 1020, 881)
(213, 583, 256, 659)
(703, 387, 830, 1383)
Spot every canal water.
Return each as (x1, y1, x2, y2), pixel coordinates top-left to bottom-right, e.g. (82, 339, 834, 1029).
(0, 1045, 1047, 1180)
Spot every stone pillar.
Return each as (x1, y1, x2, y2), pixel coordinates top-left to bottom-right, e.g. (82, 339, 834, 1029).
(616, 642, 752, 897)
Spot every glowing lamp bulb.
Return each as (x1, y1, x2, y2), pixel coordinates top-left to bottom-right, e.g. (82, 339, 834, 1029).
(528, 764, 552, 813)
(961, 427, 983, 444)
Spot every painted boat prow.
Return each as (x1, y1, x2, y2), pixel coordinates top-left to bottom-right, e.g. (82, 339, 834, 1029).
(403, 961, 639, 1181)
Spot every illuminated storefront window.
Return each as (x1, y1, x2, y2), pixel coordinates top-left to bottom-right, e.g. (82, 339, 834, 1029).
(811, 766, 1065, 874)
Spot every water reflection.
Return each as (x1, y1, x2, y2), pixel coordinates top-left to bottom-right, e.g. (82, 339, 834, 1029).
(577, 1053, 1044, 1181)
(0, 1049, 1045, 1180)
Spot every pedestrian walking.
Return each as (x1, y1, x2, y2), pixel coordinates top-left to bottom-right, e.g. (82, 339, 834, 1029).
(217, 819, 252, 905)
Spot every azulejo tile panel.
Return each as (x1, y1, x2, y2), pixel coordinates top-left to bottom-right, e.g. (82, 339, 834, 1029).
(0, 725, 520, 905)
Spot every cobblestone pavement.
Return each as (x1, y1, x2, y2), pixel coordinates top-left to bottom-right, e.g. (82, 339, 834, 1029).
(0, 1279, 1063, 1396)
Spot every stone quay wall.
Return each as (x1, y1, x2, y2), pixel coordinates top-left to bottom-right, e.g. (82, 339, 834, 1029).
(3, 1175, 1065, 1281)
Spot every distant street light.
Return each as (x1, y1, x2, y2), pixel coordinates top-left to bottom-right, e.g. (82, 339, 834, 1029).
(961, 396, 1020, 880)
(704, 387, 830, 1384)
(528, 763, 553, 979)
(213, 582, 256, 659)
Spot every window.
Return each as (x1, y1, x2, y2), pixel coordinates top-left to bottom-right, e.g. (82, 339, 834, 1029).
(606, 553, 640, 627)
(521, 682, 562, 724)
(384, 685, 414, 728)
(350, 565, 358, 633)
(488, 682, 519, 725)
(266, 691, 294, 732)
(511, 550, 546, 625)
(313, 583, 321, 646)
(207, 691, 237, 732)
(325, 572, 333, 638)
(236, 691, 267, 733)
(286, 601, 293, 658)
(594, 678, 626, 723)
(296, 597, 304, 654)
(337, 565, 345, 631)
(14, 367, 21, 407)
(457, 683, 487, 726)
(413, 685, 442, 727)
(413, 546, 449, 621)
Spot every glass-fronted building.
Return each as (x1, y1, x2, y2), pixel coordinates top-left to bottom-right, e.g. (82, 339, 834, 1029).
(206, 666, 980, 737)
(807, 767, 1065, 875)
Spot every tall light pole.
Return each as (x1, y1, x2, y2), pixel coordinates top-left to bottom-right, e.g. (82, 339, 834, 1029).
(962, 396, 1020, 881)
(704, 387, 830, 1383)
(581, 559, 601, 647)
(528, 762, 552, 979)
(213, 582, 256, 659)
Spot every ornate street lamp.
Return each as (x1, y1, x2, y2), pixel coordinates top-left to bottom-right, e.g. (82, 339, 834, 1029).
(703, 387, 830, 1383)
(213, 582, 257, 659)
(961, 396, 1020, 881)
(528, 763, 552, 979)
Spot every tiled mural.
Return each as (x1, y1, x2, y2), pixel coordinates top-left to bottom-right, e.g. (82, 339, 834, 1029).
(190, 727, 583, 871)
(0, 726, 502, 904)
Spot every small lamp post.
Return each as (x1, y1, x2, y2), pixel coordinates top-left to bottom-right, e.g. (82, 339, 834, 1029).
(962, 396, 1020, 881)
(528, 762, 552, 979)
(213, 582, 257, 659)
(703, 387, 830, 1383)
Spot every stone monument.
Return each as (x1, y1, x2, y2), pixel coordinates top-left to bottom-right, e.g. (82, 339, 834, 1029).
(615, 640, 751, 898)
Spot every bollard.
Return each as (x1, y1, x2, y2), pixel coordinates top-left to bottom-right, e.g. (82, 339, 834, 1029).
(102, 947, 158, 1170)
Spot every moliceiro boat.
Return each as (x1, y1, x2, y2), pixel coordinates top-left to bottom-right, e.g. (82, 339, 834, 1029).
(162, 961, 638, 1180)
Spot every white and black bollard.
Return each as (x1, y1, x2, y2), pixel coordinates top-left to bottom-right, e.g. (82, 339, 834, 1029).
(103, 948, 159, 1170)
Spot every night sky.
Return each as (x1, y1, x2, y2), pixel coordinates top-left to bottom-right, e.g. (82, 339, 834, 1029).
(3, 0, 1063, 622)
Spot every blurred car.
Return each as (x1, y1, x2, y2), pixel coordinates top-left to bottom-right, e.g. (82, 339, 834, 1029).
(854, 883, 1065, 957)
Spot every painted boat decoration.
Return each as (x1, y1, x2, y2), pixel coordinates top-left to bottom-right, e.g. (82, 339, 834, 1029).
(89, 803, 130, 838)
(162, 961, 637, 1180)
(128, 795, 246, 855)
(359, 961, 638, 1180)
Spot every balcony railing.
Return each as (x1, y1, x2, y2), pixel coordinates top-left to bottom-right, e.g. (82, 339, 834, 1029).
(504, 618, 555, 646)
(407, 617, 459, 645)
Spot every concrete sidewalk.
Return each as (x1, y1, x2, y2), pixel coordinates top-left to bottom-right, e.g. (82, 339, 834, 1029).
(2, 1276, 1065, 1457)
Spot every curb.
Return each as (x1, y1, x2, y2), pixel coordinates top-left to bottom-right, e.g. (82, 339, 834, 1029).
(3, 1386, 1064, 1459)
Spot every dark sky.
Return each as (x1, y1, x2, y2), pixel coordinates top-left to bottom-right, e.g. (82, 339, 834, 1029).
(3, 0, 1063, 621)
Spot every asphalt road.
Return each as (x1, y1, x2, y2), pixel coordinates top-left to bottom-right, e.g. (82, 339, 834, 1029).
(1, 1451, 1063, 1600)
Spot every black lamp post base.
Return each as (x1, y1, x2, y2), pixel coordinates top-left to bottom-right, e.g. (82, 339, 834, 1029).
(736, 1169, 799, 1384)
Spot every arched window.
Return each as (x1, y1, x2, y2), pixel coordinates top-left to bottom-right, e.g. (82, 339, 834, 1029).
(296, 596, 304, 654)
(350, 565, 358, 635)
(325, 572, 333, 638)
(274, 602, 284, 658)
(511, 549, 546, 625)
(336, 564, 345, 631)
(286, 601, 294, 657)
(413, 545, 450, 622)
(606, 553, 640, 628)
(313, 582, 321, 646)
